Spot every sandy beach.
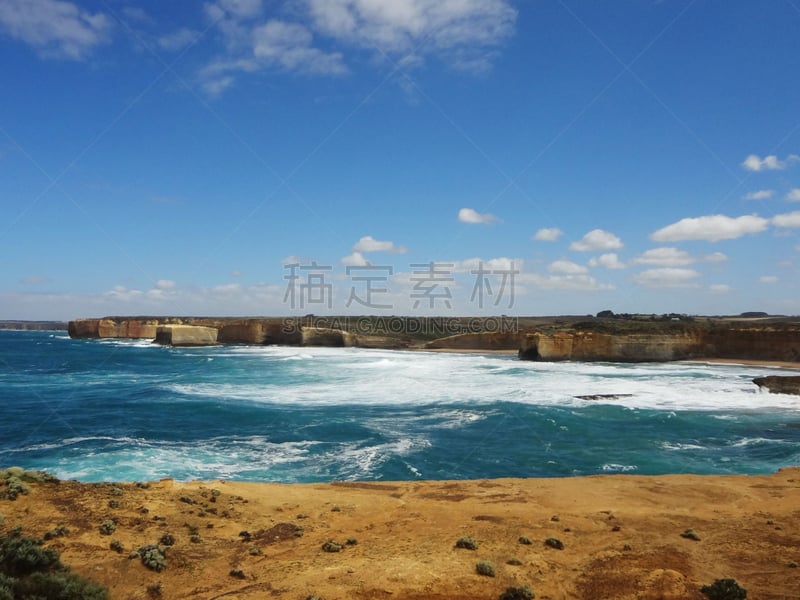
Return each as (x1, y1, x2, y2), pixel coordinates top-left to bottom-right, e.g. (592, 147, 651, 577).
(2, 470, 799, 599)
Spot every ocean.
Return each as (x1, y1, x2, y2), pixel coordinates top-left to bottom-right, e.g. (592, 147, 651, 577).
(1, 330, 799, 483)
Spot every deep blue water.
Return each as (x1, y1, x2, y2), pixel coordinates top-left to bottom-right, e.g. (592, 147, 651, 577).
(1, 330, 799, 482)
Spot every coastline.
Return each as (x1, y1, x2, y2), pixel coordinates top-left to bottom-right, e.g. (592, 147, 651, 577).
(2, 470, 798, 599)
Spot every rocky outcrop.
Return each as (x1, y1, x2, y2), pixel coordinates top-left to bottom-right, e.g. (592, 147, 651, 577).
(518, 331, 705, 362)
(301, 327, 355, 347)
(753, 376, 800, 396)
(154, 325, 218, 347)
(424, 331, 521, 351)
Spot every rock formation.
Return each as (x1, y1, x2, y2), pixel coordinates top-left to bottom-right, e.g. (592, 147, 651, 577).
(753, 376, 800, 396)
(154, 325, 218, 347)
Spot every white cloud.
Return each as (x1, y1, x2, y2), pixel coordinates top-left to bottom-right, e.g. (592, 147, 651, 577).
(341, 251, 369, 266)
(743, 189, 774, 201)
(787, 189, 800, 202)
(548, 260, 587, 275)
(532, 227, 562, 242)
(231, 269, 242, 277)
(458, 207, 499, 224)
(588, 253, 626, 270)
(158, 28, 200, 51)
(306, 0, 516, 72)
(218, 0, 263, 19)
(632, 268, 701, 288)
(252, 20, 347, 74)
(709, 284, 733, 294)
(569, 229, 623, 251)
(651, 214, 768, 242)
(741, 153, 800, 172)
(0, 0, 111, 60)
(703, 252, 728, 263)
(519, 272, 614, 291)
(633, 247, 694, 267)
(155, 279, 177, 290)
(772, 211, 800, 228)
(455, 257, 520, 273)
(353, 235, 407, 254)
(759, 275, 779, 284)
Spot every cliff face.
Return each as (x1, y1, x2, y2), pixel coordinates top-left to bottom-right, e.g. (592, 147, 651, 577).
(424, 331, 521, 350)
(519, 331, 705, 362)
(518, 329, 800, 363)
(154, 325, 218, 347)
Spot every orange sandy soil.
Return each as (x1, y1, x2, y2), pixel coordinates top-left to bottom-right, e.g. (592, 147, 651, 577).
(2, 471, 800, 600)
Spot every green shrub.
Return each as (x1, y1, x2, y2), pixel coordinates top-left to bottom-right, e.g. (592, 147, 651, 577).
(506, 557, 522, 566)
(43, 525, 69, 541)
(701, 578, 747, 600)
(0, 528, 107, 599)
(108, 500, 121, 509)
(455, 536, 478, 550)
(321, 541, 342, 553)
(476, 561, 495, 577)
(544, 537, 564, 550)
(518, 536, 532, 545)
(0, 528, 61, 576)
(159, 533, 175, 547)
(498, 586, 535, 600)
(138, 545, 167, 572)
(99, 520, 116, 535)
(229, 568, 245, 579)
(1, 477, 29, 501)
(110, 540, 124, 553)
(681, 529, 701, 541)
(108, 487, 123, 497)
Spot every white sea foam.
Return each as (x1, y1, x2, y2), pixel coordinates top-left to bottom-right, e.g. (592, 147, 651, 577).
(160, 346, 800, 412)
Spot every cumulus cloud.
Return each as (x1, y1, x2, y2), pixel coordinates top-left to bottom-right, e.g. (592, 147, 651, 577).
(759, 275, 779, 284)
(458, 207, 499, 224)
(743, 189, 774, 201)
(741, 153, 800, 172)
(633, 247, 728, 266)
(0, 0, 111, 60)
(532, 227, 562, 242)
(200, 0, 516, 94)
(569, 229, 623, 252)
(772, 211, 800, 228)
(252, 20, 347, 74)
(455, 257, 520, 273)
(353, 235, 407, 254)
(341, 251, 369, 266)
(632, 268, 702, 288)
(651, 214, 768, 242)
(787, 189, 800, 202)
(305, 0, 517, 72)
(519, 272, 614, 292)
(633, 247, 694, 267)
(548, 260, 587, 275)
(588, 253, 626, 270)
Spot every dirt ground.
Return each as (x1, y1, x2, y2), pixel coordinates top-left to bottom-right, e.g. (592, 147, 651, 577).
(2, 470, 799, 599)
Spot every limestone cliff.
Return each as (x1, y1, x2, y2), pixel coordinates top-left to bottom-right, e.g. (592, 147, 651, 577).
(424, 331, 521, 351)
(518, 331, 705, 362)
(154, 325, 218, 347)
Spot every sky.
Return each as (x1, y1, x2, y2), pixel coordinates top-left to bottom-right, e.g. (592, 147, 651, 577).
(1, 0, 800, 321)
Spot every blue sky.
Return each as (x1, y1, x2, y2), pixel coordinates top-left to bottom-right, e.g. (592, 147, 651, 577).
(1, 0, 800, 320)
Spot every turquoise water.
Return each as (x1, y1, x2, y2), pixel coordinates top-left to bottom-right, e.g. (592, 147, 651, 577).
(1, 330, 799, 482)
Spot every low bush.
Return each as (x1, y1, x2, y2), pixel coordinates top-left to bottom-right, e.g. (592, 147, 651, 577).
(476, 561, 495, 577)
(455, 536, 478, 550)
(137, 545, 167, 572)
(701, 578, 747, 599)
(0, 527, 107, 599)
(498, 586, 535, 600)
(544, 537, 564, 550)
(99, 520, 116, 536)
